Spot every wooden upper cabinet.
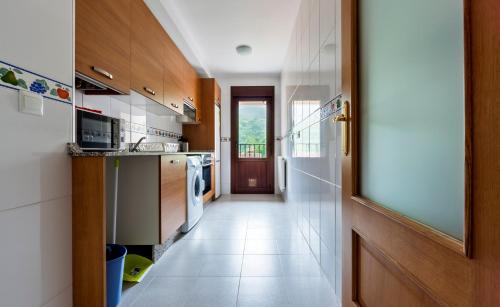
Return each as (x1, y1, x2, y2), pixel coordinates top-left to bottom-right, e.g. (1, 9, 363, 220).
(163, 34, 184, 114)
(130, 0, 164, 103)
(182, 78, 220, 150)
(183, 63, 201, 121)
(215, 82, 221, 106)
(76, 0, 200, 114)
(186, 65, 198, 102)
(75, 0, 131, 94)
(194, 77, 202, 122)
(163, 31, 200, 117)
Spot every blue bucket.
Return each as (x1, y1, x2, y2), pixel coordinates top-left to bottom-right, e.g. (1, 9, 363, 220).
(106, 244, 127, 307)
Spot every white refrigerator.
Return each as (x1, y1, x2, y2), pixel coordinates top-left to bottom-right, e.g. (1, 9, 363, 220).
(214, 104, 221, 198)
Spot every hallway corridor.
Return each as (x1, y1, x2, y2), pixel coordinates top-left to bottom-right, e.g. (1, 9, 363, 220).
(120, 195, 337, 307)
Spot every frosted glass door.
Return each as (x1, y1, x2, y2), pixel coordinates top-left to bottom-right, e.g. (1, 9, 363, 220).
(359, 0, 465, 239)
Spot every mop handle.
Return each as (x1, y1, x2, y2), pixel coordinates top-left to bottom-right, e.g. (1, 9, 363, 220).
(112, 158, 120, 244)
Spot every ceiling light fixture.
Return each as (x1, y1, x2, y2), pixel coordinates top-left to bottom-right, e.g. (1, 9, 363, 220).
(236, 45, 252, 56)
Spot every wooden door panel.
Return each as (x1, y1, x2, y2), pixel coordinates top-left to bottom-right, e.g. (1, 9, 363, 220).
(350, 201, 472, 306)
(236, 161, 270, 192)
(355, 233, 441, 307)
(343, 195, 474, 306)
(342, 0, 500, 305)
(230, 86, 274, 194)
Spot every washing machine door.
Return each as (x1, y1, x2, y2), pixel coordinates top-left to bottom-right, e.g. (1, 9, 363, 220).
(191, 170, 203, 204)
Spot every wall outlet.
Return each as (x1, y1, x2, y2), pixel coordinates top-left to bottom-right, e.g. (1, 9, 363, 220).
(19, 90, 44, 116)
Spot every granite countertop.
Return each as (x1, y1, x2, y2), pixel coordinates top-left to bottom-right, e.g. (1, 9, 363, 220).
(67, 143, 213, 157)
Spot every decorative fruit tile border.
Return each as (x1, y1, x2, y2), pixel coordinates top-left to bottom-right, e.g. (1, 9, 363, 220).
(320, 94, 342, 121)
(0, 60, 72, 104)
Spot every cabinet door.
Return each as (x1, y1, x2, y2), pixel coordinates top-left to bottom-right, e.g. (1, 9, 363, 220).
(215, 81, 221, 106)
(130, 0, 164, 103)
(163, 70, 183, 114)
(194, 77, 202, 122)
(185, 63, 196, 102)
(185, 64, 201, 121)
(163, 34, 184, 114)
(160, 155, 187, 242)
(76, 0, 131, 93)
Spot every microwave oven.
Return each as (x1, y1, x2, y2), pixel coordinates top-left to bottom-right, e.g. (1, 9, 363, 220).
(76, 108, 125, 151)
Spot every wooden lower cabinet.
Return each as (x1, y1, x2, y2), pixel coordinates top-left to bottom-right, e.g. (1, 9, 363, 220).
(73, 155, 188, 307)
(160, 155, 187, 242)
(72, 157, 106, 307)
(103, 155, 186, 245)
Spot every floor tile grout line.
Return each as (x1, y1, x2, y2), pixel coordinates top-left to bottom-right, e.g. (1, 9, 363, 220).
(236, 216, 249, 306)
(123, 196, 337, 306)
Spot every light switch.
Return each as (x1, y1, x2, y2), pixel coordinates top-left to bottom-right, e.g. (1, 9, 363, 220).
(19, 90, 44, 116)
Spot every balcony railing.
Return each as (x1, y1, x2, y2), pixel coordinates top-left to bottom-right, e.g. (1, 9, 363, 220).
(239, 143, 266, 158)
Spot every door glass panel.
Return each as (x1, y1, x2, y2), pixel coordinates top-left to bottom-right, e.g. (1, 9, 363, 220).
(359, 0, 465, 239)
(238, 101, 267, 158)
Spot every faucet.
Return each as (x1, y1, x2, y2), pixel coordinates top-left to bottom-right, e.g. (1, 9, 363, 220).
(130, 136, 146, 152)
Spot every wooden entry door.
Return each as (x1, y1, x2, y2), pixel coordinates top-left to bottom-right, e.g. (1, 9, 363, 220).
(341, 0, 500, 306)
(231, 86, 274, 194)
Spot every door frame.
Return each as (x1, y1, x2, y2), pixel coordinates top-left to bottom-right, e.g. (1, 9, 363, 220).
(230, 86, 275, 194)
(341, 0, 500, 305)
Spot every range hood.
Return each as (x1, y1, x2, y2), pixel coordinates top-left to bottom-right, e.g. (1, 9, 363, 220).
(75, 72, 126, 95)
(176, 99, 198, 124)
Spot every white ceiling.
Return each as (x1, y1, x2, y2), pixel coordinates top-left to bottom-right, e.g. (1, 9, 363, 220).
(154, 0, 301, 77)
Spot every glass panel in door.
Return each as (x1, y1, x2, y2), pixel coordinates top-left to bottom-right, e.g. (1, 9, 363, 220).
(359, 0, 465, 239)
(238, 100, 267, 158)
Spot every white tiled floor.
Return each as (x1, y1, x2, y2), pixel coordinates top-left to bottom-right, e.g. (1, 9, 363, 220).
(120, 194, 338, 307)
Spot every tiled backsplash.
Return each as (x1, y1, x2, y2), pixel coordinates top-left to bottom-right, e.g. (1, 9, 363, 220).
(74, 90, 182, 144)
(280, 0, 342, 301)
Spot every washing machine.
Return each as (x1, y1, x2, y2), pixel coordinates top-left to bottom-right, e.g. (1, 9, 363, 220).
(181, 156, 205, 233)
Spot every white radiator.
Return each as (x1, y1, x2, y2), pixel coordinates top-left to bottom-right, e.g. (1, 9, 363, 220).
(277, 156, 287, 192)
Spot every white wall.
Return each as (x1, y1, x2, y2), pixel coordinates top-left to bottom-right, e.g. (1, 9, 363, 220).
(216, 74, 282, 195)
(0, 1, 74, 306)
(281, 0, 342, 302)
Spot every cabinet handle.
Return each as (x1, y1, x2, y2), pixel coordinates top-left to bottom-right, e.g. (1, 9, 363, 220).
(189, 97, 194, 101)
(171, 103, 179, 108)
(92, 66, 113, 80)
(170, 160, 180, 164)
(144, 87, 156, 96)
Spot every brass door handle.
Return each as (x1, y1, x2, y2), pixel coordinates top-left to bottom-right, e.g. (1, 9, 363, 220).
(333, 101, 350, 156)
(334, 114, 347, 122)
